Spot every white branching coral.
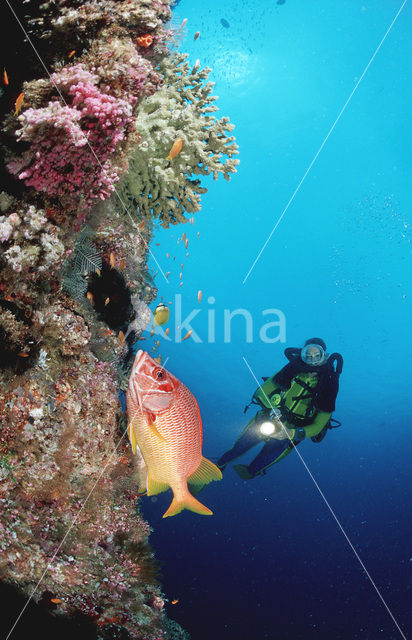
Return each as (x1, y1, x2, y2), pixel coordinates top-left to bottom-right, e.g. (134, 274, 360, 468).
(118, 53, 239, 227)
(36, 0, 171, 37)
(0, 205, 64, 277)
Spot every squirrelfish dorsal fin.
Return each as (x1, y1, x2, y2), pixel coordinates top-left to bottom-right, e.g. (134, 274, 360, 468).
(188, 456, 223, 488)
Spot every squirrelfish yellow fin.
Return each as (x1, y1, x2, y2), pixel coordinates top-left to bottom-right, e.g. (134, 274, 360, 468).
(187, 456, 223, 488)
(148, 421, 166, 441)
(138, 476, 147, 494)
(147, 475, 169, 496)
(127, 421, 137, 455)
(163, 492, 213, 518)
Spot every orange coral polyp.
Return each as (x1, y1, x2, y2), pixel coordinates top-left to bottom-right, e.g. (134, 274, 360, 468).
(137, 34, 152, 47)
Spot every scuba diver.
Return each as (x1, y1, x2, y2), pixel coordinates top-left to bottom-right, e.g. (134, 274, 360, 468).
(217, 338, 343, 480)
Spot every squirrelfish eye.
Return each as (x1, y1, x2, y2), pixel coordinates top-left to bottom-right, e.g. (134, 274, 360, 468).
(155, 369, 164, 380)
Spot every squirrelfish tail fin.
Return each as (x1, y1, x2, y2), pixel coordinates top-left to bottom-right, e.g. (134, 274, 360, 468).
(162, 491, 213, 518)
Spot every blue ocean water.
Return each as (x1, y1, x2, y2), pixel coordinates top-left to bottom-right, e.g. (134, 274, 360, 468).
(143, 1, 412, 639)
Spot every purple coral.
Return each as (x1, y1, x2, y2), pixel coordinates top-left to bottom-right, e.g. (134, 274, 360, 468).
(7, 65, 134, 210)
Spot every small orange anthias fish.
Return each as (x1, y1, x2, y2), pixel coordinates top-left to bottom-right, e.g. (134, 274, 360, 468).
(166, 138, 183, 163)
(137, 34, 153, 48)
(14, 92, 24, 116)
(194, 31, 200, 40)
(3, 69, 9, 86)
(127, 351, 222, 518)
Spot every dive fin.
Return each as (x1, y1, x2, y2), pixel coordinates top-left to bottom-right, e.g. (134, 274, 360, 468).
(147, 474, 169, 496)
(163, 492, 213, 518)
(234, 464, 254, 480)
(188, 456, 223, 489)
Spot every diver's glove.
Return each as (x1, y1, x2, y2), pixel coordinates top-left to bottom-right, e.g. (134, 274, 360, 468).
(293, 427, 306, 442)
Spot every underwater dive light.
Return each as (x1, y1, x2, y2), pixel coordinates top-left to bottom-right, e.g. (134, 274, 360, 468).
(260, 420, 276, 436)
(259, 409, 286, 437)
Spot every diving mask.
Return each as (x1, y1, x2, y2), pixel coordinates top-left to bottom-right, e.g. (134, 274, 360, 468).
(301, 343, 327, 366)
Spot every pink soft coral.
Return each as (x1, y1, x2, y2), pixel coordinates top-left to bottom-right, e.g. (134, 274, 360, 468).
(7, 65, 134, 210)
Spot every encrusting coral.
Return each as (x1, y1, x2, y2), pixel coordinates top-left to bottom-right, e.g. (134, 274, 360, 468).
(118, 53, 239, 227)
(7, 65, 134, 209)
(5, 38, 163, 216)
(0, 0, 238, 638)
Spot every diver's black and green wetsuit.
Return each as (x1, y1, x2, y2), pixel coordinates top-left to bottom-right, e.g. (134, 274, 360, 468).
(217, 348, 343, 479)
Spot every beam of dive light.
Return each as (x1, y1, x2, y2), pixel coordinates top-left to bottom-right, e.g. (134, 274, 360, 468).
(242, 356, 408, 640)
(242, 0, 408, 285)
(4, 0, 169, 283)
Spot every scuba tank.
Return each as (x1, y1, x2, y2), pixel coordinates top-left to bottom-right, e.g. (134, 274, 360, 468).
(309, 352, 343, 442)
(311, 417, 342, 443)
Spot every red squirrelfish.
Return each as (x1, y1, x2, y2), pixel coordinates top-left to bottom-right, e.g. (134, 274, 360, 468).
(127, 350, 222, 517)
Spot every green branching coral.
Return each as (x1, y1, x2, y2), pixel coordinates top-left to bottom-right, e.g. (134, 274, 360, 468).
(118, 53, 239, 227)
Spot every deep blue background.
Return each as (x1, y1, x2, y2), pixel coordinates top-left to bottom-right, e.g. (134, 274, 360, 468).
(144, 1, 412, 639)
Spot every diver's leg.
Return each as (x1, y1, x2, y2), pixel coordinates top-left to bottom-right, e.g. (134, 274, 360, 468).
(235, 440, 296, 479)
(217, 414, 263, 468)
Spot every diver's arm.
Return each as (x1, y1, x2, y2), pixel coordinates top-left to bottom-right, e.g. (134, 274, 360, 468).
(298, 411, 332, 440)
(277, 411, 332, 442)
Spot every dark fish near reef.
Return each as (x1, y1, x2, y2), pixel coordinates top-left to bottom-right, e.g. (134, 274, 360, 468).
(220, 18, 230, 28)
(126, 351, 222, 517)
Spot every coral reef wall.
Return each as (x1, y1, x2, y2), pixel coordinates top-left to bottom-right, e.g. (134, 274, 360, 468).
(0, 1, 238, 639)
